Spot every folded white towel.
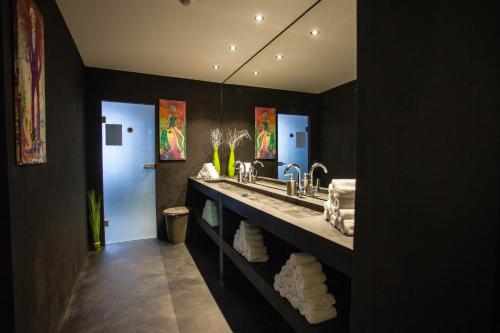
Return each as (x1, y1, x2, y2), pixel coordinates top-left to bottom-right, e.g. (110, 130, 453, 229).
(294, 272, 327, 289)
(247, 254, 269, 262)
(303, 306, 337, 324)
(337, 219, 355, 236)
(238, 226, 261, 235)
(332, 179, 356, 188)
(302, 293, 336, 310)
(298, 283, 328, 299)
(196, 163, 220, 179)
(240, 233, 263, 241)
(294, 261, 323, 276)
(290, 253, 317, 265)
(245, 245, 267, 257)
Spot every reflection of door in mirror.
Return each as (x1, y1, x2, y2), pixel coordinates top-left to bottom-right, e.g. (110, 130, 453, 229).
(277, 114, 309, 180)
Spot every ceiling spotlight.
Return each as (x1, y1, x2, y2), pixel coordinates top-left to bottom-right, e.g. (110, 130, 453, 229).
(253, 70, 259, 76)
(213, 64, 220, 70)
(310, 29, 320, 36)
(229, 45, 238, 52)
(276, 54, 284, 60)
(254, 14, 264, 22)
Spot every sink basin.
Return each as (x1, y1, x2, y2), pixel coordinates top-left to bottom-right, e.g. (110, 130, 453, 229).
(208, 179, 326, 217)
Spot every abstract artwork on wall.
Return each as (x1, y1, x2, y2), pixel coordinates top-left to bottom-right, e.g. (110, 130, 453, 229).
(255, 107, 277, 159)
(13, 0, 46, 165)
(159, 99, 186, 161)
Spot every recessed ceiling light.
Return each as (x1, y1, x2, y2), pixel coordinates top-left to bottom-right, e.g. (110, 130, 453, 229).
(213, 64, 220, 70)
(255, 14, 264, 22)
(253, 70, 259, 76)
(276, 54, 284, 60)
(229, 44, 238, 51)
(310, 29, 320, 36)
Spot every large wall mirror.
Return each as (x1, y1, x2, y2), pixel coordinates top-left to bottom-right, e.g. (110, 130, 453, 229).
(221, 0, 357, 187)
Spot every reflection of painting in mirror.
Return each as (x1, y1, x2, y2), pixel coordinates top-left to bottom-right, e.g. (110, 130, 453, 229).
(255, 107, 276, 160)
(159, 99, 186, 161)
(14, 0, 46, 165)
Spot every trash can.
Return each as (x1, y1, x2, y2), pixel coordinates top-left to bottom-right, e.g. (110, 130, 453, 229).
(164, 206, 190, 244)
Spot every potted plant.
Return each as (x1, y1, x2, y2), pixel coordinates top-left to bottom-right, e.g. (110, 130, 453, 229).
(88, 190, 102, 251)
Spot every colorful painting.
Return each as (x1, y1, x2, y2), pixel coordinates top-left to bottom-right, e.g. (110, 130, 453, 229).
(159, 99, 186, 160)
(255, 107, 276, 159)
(14, 0, 46, 165)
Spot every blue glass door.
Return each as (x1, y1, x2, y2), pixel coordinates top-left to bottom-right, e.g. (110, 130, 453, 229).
(102, 101, 156, 244)
(277, 114, 309, 180)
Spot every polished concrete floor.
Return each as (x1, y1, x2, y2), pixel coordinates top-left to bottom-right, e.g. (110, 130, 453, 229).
(61, 239, 231, 333)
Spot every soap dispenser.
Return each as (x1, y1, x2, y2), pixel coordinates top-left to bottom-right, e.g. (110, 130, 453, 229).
(285, 173, 297, 196)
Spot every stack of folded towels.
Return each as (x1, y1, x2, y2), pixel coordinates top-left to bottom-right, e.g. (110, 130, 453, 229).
(233, 221, 269, 262)
(202, 199, 219, 227)
(323, 179, 356, 236)
(196, 163, 219, 180)
(274, 253, 337, 324)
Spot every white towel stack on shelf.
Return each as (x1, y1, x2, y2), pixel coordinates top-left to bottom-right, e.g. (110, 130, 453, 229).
(273, 253, 337, 324)
(323, 179, 356, 236)
(233, 221, 269, 262)
(196, 163, 220, 180)
(202, 199, 219, 227)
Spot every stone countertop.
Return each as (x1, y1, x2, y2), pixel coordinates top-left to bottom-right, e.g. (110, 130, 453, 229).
(190, 177, 353, 251)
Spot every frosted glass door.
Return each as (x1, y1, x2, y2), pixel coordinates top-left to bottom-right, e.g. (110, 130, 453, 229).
(277, 114, 309, 180)
(102, 101, 156, 244)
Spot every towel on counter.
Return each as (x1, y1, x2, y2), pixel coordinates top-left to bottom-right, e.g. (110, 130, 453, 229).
(196, 163, 220, 180)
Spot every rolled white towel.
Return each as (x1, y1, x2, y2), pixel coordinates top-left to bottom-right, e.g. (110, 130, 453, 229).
(240, 233, 263, 241)
(247, 253, 269, 262)
(303, 306, 337, 324)
(338, 219, 355, 236)
(332, 179, 356, 188)
(241, 238, 264, 248)
(338, 209, 355, 219)
(294, 272, 327, 289)
(245, 245, 268, 257)
(302, 293, 336, 311)
(290, 253, 317, 265)
(298, 283, 328, 299)
(294, 261, 323, 276)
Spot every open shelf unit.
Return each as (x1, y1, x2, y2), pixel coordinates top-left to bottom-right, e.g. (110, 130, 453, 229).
(187, 178, 352, 333)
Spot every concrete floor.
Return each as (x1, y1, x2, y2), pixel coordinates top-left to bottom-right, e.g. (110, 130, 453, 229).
(60, 239, 231, 333)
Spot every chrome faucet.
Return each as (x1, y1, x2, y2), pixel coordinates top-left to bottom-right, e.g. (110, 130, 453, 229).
(249, 160, 264, 183)
(234, 160, 247, 183)
(284, 163, 305, 196)
(308, 162, 328, 196)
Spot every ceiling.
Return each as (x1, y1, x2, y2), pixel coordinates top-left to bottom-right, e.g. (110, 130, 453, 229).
(56, 0, 356, 93)
(227, 0, 356, 93)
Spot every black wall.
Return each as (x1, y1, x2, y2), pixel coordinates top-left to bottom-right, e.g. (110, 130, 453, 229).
(85, 68, 318, 241)
(318, 81, 357, 184)
(352, 1, 500, 332)
(1, 1, 88, 332)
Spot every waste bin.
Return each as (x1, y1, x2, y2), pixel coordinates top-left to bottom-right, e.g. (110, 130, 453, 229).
(164, 206, 190, 244)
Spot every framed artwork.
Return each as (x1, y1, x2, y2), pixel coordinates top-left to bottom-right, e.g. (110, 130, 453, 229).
(255, 107, 276, 159)
(159, 99, 186, 161)
(13, 0, 46, 165)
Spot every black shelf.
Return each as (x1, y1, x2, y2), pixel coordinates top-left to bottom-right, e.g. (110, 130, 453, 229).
(221, 240, 343, 333)
(192, 208, 219, 246)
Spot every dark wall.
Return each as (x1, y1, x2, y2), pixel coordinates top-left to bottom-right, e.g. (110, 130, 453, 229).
(318, 81, 357, 184)
(1, 1, 88, 332)
(0, 2, 15, 331)
(221, 84, 318, 179)
(352, 1, 500, 332)
(85, 68, 221, 241)
(85, 69, 318, 241)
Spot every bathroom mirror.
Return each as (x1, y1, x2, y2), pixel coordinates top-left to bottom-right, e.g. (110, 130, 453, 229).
(221, 0, 357, 186)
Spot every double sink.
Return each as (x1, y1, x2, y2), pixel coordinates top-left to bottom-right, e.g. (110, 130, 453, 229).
(205, 177, 327, 219)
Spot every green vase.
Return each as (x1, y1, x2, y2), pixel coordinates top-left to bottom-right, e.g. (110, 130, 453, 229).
(213, 147, 220, 174)
(228, 147, 236, 177)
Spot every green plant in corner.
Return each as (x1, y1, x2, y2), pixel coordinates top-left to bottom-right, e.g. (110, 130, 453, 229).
(88, 190, 102, 251)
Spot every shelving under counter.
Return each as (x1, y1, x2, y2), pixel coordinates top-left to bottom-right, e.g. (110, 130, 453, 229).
(188, 177, 353, 277)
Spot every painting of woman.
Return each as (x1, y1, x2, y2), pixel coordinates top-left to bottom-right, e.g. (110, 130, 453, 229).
(159, 99, 186, 160)
(255, 107, 276, 159)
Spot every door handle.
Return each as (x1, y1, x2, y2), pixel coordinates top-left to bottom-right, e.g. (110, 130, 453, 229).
(143, 163, 156, 169)
(277, 161, 285, 166)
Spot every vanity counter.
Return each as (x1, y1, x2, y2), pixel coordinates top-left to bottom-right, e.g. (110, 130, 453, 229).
(188, 177, 353, 276)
